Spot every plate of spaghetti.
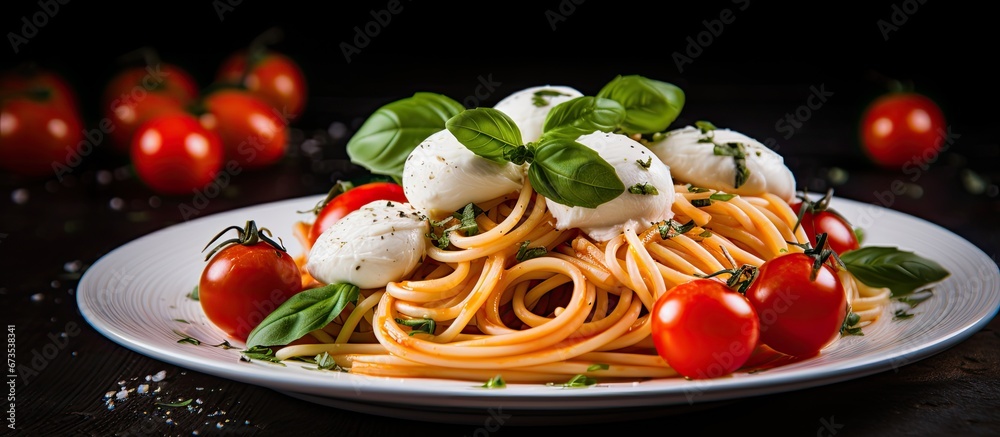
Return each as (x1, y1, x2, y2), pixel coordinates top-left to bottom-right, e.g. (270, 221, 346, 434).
(77, 78, 1000, 424)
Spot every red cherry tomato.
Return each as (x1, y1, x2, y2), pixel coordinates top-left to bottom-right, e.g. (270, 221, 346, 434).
(216, 50, 307, 120)
(308, 182, 409, 245)
(791, 202, 860, 255)
(131, 113, 224, 195)
(1, 93, 84, 177)
(860, 92, 946, 169)
(200, 89, 288, 170)
(101, 62, 198, 113)
(0, 66, 79, 112)
(105, 92, 187, 154)
(199, 220, 303, 341)
(744, 253, 848, 357)
(650, 278, 760, 379)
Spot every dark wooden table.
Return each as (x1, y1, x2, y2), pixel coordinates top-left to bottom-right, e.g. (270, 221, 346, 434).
(3, 1, 999, 435)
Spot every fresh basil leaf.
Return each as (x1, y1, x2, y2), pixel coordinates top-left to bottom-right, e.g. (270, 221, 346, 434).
(840, 246, 950, 296)
(541, 96, 625, 139)
(528, 138, 624, 208)
(446, 108, 523, 163)
(346, 92, 464, 179)
(245, 283, 360, 348)
(596, 75, 685, 134)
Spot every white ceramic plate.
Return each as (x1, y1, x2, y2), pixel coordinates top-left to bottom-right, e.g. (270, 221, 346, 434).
(77, 195, 1000, 425)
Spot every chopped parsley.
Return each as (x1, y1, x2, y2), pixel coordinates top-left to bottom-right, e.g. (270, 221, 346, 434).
(627, 182, 659, 195)
(516, 240, 547, 262)
(657, 219, 695, 239)
(532, 89, 571, 107)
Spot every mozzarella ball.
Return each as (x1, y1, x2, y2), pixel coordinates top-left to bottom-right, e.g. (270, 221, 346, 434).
(545, 132, 675, 241)
(493, 85, 583, 143)
(647, 126, 796, 201)
(402, 129, 525, 219)
(307, 200, 427, 289)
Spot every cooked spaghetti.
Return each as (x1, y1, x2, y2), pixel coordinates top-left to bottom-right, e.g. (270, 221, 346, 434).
(279, 179, 891, 382)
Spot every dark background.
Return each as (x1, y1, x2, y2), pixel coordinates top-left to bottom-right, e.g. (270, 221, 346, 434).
(2, 1, 998, 436)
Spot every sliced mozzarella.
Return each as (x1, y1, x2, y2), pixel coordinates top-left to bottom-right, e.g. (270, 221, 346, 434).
(306, 200, 427, 289)
(493, 85, 583, 143)
(402, 129, 525, 219)
(647, 126, 796, 201)
(545, 132, 675, 241)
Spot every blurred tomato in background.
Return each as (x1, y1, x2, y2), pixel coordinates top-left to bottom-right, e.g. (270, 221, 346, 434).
(215, 50, 307, 121)
(130, 112, 224, 195)
(100, 59, 200, 154)
(214, 29, 307, 121)
(199, 88, 289, 170)
(860, 89, 947, 169)
(100, 61, 198, 113)
(0, 66, 84, 177)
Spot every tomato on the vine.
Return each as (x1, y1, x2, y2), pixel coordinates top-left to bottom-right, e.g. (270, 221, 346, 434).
(131, 113, 224, 195)
(860, 91, 946, 169)
(744, 250, 848, 358)
(306, 181, 409, 245)
(199, 220, 303, 341)
(1, 82, 84, 177)
(199, 89, 288, 169)
(216, 49, 307, 120)
(650, 278, 760, 379)
(791, 199, 860, 255)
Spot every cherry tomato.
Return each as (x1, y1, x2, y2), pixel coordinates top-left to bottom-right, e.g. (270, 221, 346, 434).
(860, 92, 946, 169)
(0, 76, 84, 177)
(131, 113, 224, 195)
(1, 65, 79, 112)
(791, 202, 860, 255)
(650, 279, 760, 379)
(216, 50, 307, 120)
(200, 89, 288, 169)
(105, 92, 187, 154)
(307, 182, 409, 245)
(744, 253, 848, 357)
(101, 62, 198, 113)
(200, 220, 303, 341)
